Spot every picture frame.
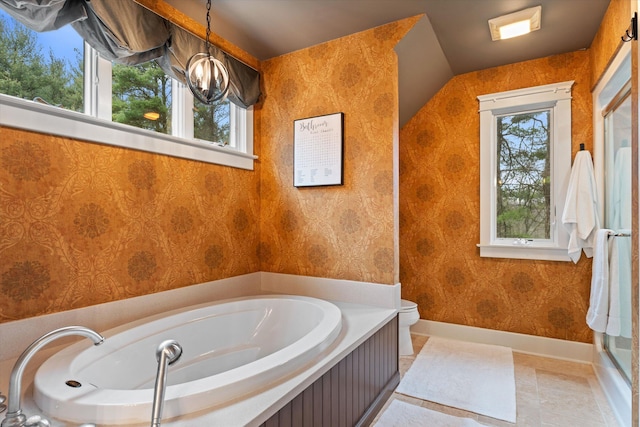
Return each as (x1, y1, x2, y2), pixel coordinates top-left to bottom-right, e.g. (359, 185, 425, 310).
(293, 112, 344, 187)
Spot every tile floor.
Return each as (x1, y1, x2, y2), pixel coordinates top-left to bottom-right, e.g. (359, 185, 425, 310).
(372, 334, 621, 427)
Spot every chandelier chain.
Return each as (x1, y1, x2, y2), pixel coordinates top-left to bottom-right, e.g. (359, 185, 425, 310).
(205, 0, 211, 53)
(185, 0, 229, 104)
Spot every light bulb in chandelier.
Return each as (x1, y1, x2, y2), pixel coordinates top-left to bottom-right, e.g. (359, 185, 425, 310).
(186, 52, 230, 104)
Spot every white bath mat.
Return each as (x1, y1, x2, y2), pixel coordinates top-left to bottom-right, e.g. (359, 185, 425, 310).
(374, 400, 486, 427)
(396, 337, 516, 423)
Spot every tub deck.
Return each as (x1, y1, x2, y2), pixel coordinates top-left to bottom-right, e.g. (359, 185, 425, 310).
(5, 300, 396, 426)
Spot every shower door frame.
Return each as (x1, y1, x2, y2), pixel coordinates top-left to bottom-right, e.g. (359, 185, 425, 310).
(592, 40, 633, 427)
(631, 3, 639, 425)
(602, 80, 632, 385)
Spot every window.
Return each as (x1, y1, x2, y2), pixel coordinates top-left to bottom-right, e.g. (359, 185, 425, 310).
(0, 9, 255, 170)
(194, 98, 230, 145)
(496, 109, 551, 239)
(0, 10, 84, 112)
(477, 81, 573, 261)
(112, 61, 173, 135)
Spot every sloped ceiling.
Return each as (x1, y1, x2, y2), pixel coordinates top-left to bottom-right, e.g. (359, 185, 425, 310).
(166, 0, 612, 126)
(395, 15, 453, 127)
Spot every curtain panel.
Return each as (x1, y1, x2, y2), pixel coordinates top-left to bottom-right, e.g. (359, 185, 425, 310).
(0, 0, 261, 107)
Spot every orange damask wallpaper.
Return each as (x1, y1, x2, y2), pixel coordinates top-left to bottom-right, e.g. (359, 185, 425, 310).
(589, 0, 630, 88)
(0, 127, 261, 322)
(258, 18, 419, 285)
(400, 51, 594, 342)
(0, 2, 627, 346)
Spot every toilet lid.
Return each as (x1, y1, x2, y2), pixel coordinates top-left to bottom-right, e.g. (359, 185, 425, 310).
(400, 299, 417, 311)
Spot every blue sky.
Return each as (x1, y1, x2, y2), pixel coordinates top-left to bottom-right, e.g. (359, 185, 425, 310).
(0, 8, 83, 66)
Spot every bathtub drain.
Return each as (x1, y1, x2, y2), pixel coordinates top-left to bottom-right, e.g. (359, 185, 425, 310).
(65, 380, 82, 388)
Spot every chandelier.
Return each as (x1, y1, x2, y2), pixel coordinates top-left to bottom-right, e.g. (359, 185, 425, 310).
(186, 0, 229, 104)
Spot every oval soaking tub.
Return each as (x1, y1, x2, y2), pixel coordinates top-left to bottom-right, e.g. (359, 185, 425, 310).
(34, 295, 342, 425)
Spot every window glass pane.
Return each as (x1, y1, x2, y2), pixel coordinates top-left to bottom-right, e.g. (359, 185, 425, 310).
(496, 110, 551, 239)
(0, 10, 83, 112)
(194, 98, 231, 146)
(112, 61, 172, 134)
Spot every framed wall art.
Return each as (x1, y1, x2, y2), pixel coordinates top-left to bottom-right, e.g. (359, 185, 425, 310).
(293, 112, 344, 187)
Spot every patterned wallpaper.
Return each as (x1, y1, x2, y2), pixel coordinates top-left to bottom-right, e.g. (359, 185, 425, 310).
(0, 127, 261, 322)
(257, 18, 418, 285)
(0, 14, 421, 323)
(399, 50, 595, 342)
(0, 0, 630, 344)
(589, 0, 630, 89)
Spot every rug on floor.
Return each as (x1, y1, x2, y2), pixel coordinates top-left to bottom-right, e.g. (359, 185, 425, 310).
(373, 399, 486, 427)
(395, 336, 516, 423)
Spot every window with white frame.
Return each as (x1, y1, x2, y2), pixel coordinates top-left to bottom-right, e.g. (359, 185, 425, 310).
(0, 10, 84, 112)
(0, 9, 255, 170)
(477, 81, 573, 261)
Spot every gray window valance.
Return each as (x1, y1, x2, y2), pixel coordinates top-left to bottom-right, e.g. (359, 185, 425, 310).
(0, 0, 261, 108)
(0, 0, 86, 31)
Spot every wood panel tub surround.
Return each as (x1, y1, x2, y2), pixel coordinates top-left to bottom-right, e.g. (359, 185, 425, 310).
(259, 316, 399, 427)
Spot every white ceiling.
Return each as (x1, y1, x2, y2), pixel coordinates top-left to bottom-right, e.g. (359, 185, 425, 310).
(165, 0, 613, 124)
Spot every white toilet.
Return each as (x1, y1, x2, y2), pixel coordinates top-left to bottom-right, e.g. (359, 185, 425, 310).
(398, 299, 420, 356)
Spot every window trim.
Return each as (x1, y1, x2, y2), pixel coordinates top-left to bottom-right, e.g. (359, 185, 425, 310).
(477, 81, 574, 261)
(0, 41, 256, 170)
(84, 42, 112, 121)
(0, 93, 257, 169)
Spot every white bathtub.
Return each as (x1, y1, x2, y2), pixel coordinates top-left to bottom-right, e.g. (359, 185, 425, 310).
(33, 295, 342, 425)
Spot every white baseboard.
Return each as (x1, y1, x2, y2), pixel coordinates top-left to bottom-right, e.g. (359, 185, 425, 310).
(412, 319, 593, 363)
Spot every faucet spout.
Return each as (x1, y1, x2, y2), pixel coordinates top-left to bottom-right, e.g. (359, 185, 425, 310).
(1, 326, 104, 427)
(150, 340, 182, 427)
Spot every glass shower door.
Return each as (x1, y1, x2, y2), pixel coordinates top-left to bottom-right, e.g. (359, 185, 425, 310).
(603, 85, 632, 384)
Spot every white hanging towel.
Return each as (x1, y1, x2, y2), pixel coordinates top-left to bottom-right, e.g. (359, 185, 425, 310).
(606, 235, 621, 336)
(606, 230, 632, 337)
(612, 147, 631, 230)
(586, 229, 613, 332)
(608, 148, 631, 337)
(562, 150, 600, 263)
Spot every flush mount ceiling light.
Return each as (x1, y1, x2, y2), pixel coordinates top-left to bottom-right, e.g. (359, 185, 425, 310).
(186, 0, 230, 104)
(488, 5, 542, 41)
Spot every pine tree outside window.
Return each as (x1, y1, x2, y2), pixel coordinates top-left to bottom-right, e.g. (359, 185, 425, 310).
(478, 82, 573, 261)
(0, 11, 83, 112)
(0, 9, 255, 170)
(496, 109, 551, 240)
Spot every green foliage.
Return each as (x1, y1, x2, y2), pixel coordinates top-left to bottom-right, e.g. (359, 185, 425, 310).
(0, 15, 83, 111)
(496, 110, 551, 239)
(112, 62, 171, 134)
(194, 98, 230, 144)
(111, 62, 230, 143)
(0, 13, 231, 143)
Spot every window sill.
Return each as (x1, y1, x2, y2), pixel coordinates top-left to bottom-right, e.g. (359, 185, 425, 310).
(0, 94, 257, 170)
(476, 244, 572, 262)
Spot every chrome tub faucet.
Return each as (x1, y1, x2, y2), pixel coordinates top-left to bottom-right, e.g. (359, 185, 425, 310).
(1, 326, 104, 427)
